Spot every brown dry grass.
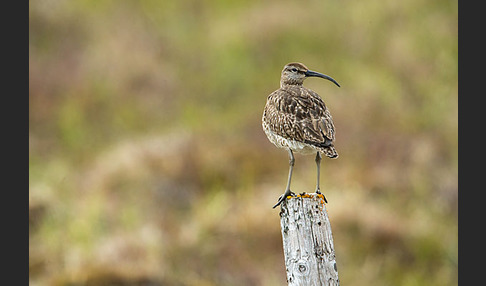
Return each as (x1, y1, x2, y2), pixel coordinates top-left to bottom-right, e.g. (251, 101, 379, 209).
(30, 1, 457, 285)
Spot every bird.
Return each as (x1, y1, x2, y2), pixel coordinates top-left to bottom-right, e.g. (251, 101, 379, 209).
(262, 62, 340, 208)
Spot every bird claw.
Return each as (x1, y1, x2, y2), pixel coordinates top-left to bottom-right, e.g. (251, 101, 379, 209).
(273, 190, 295, 209)
(315, 188, 328, 203)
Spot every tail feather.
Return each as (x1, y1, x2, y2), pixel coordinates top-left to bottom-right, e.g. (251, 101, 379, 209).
(321, 146, 338, 159)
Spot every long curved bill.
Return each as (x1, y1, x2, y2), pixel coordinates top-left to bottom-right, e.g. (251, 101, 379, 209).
(305, 70, 341, 87)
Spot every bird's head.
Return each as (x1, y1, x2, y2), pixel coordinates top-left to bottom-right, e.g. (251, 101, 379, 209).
(280, 62, 340, 88)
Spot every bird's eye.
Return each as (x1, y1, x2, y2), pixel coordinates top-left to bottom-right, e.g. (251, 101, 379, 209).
(291, 68, 298, 72)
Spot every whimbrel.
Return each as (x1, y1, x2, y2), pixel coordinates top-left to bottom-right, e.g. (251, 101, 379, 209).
(262, 62, 340, 208)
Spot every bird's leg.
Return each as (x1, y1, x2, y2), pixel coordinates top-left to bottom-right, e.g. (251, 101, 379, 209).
(273, 149, 296, 208)
(315, 152, 328, 203)
(315, 152, 321, 193)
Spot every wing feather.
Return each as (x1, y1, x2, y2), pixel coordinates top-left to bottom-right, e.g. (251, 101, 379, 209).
(263, 86, 336, 148)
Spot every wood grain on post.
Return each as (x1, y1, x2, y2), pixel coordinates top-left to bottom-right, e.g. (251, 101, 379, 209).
(279, 193, 339, 286)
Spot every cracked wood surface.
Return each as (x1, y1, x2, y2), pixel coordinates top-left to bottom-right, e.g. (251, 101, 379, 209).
(279, 193, 339, 286)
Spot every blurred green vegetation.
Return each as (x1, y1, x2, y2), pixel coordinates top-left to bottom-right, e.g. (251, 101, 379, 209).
(30, 0, 457, 285)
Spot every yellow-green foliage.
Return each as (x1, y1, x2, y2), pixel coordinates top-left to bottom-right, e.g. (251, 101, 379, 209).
(30, 0, 457, 285)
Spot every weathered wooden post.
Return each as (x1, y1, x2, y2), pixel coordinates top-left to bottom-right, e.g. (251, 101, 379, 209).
(278, 193, 339, 285)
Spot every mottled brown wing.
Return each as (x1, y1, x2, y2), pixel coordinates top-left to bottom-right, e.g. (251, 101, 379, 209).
(263, 86, 335, 147)
(298, 88, 335, 146)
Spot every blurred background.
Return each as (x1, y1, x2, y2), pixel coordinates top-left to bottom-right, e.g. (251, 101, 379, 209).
(29, 0, 457, 285)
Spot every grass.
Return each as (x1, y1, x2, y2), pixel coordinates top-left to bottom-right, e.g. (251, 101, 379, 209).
(30, 0, 457, 285)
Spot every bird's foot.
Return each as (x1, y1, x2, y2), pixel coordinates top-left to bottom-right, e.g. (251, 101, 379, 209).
(315, 188, 328, 203)
(273, 189, 295, 209)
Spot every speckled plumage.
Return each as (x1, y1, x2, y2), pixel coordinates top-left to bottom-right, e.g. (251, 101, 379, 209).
(262, 62, 340, 208)
(262, 63, 338, 158)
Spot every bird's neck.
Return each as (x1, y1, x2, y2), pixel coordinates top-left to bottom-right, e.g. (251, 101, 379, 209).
(280, 81, 303, 89)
